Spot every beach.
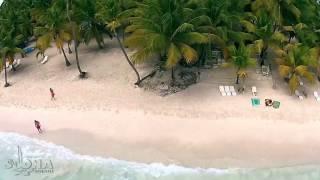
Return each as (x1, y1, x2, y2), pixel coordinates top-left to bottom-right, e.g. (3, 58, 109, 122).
(1, 39, 320, 169)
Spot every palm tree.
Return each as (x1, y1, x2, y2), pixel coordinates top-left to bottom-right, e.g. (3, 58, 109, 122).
(201, 0, 255, 61)
(73, 0, 106, 49)
(97, 0, 141, 85)
(66, 0, 87, 78)
(276, 43, 318, 93)
(30, 0, 53, 25)
(295, 25, 320, 80)
(0, 0, 33, 42)
(0, 54, 10, 87)
(241, 12, 288, 66)
(34, 5, 72, 66)
(125, 0, 208, 84)
(0, 32, 25, 87)
(251, 0, 301, 27)
(227, 43, 256, 86)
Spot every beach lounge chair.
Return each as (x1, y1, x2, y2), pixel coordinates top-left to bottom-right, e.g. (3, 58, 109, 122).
(295, 90, 304, 100)
(41, 56, 49, 64)
(224, 86, 231, 96)
(15, 59, 21, 67)
(252, 86, 257, 96)
(219, 86, 226, 96)
(251, 98, 260, 107)
(314, 91, 320, 101)
(8, 59, 21, 71)
(272, 101, 281, 109)
(230, 86, 237, 96)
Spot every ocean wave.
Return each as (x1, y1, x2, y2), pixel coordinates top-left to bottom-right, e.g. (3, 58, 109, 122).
(0, 132, 319, 180)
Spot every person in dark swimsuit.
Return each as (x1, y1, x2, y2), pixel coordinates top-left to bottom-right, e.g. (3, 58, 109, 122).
(34, 120, 42, 134)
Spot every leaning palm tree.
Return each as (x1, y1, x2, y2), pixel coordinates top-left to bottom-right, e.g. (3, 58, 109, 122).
(226, 43, 256, 86)
(34, 5, 72, 66)
(276, 43, 318, 93)
(97, 0, 141, 85)
(125, 0, 208, 84)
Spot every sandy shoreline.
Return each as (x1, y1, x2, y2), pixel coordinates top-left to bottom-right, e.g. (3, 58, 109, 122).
(1, 40, 320, 169)
(1, 105, 320, 169)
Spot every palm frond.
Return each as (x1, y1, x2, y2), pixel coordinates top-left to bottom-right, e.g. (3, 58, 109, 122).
(289, 74, 299, 93)
(178, 43, 198, 64)
(278, 65, 292, 78)
(166, 43, 182, 68)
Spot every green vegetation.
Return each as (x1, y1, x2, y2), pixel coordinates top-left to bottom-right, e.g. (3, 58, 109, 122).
(0, 0, 319, 95)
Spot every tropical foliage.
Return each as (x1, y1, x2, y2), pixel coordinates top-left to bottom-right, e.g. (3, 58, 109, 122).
(124, 0, 209, 84)
(276, 43, 318, 93)
(0, 0, 319, 96)
(227, 43, 256, 86)
(34, 4, 73, 66)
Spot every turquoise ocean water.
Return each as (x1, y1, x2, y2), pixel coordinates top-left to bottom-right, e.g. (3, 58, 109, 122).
(0, 132, 320, 180)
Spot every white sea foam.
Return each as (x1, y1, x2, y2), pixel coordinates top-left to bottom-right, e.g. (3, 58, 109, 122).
(0, 132, 319, 180)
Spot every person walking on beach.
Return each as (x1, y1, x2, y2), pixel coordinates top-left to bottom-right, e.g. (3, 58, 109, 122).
(34, 120, 43, 134)
(50, 88, 55, 100)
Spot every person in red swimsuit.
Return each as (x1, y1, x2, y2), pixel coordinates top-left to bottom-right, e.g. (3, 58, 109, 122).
(34, 120, 42, 134)
(50, 88, 55, 100)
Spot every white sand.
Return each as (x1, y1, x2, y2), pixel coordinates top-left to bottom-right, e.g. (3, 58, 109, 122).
(1, 39, 320, 168)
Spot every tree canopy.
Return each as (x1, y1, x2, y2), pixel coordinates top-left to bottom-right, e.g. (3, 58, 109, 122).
(0, 0, 319, 93)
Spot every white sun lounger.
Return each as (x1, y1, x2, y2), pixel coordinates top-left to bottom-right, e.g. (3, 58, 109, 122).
(252, 86, 257, 96)
(7, 59, 21, 71)
(295, 90, 304, 100)
(219, 86, 226, 96)
(224, 86, 231, 96)
(314, 91, 320, 101)
(5, 61, 10, 68)
(41, 56, 49, 64)
(15, 59, 21, 67)
(230, 86, 237, 96)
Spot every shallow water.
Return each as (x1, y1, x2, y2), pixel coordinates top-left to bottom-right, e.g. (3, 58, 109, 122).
(0, 132, 319, 180)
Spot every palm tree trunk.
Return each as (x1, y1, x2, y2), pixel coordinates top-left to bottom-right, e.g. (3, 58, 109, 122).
(67, 0, 86, 78)
(61, 48, 71, 66)
(96, 38, 104, 49)
(68, 42, 73, 54)
(236, 68, 240, 84)
(171, 68, 175, 86)
(236, 74, 240, 84)
(260, 46, 268, 66)
(3, 56, 10, 87)
(73, 26, 86, 78)
(122, 28, 125, 43)
(115, 32, 141, 85)
(317, 66, 320, 82)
